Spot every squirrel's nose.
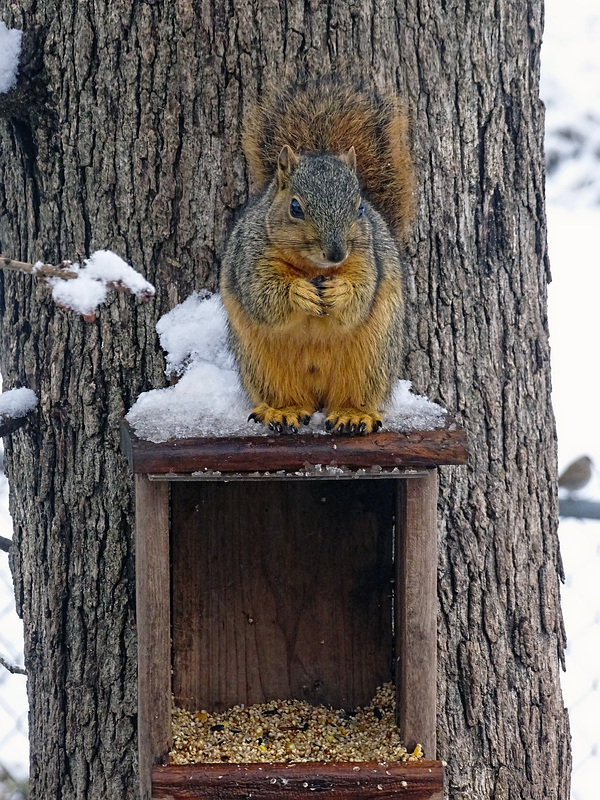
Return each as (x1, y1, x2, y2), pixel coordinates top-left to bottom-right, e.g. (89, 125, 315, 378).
(323, 243, 347, 264)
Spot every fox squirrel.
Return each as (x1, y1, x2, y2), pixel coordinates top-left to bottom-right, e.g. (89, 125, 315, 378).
(220, 80, 415, 434)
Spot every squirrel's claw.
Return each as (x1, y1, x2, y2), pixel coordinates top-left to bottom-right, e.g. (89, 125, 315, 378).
(249, 404, 314, 434)
(325, 409, 383, 435)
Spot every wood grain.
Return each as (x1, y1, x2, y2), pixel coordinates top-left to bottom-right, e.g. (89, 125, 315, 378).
(152, 761, 444, 800)
(171, 480, 394, 711)
(121, 420, 468, 475)
(135, 476, 172, 800)
(396, 472, 439, 758)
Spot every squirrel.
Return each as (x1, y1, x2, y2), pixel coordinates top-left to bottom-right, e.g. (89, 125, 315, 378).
(220, 80, 415, 435)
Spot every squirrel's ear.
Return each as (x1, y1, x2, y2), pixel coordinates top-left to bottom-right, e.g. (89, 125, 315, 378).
(340, 146, 357, 172)
(277, 145, 299, 188)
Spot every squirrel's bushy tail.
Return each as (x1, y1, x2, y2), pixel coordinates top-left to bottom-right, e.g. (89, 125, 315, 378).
(242, 79, 415, 241)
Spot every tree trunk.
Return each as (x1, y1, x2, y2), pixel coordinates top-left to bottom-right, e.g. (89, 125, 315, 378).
(0, 1, 569, 799)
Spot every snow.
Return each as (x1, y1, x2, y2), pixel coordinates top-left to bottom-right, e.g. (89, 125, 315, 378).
(0, 21, 22, 94)
(155, 291, 234, 378)
(126, 361, 256, 441)
(546, 205, 600, 800)
(83, 250, 156, 299)
(49, 271, 108, 318)
(547, 206, 600, 464)
(541, 1, 600, 208)
(0, 389, 28, 785)
(127, 292, 253, 440)
(47, 250, 155, 318)
(0, 387, 38, 421)
(190, 464, 421, 480)
(541, 2, 600, 797)
(126, 292, 447, 442)
(384, 380, 446, 431)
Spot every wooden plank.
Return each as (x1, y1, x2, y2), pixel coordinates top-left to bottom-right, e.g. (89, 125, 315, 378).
(171, 480, 394, 712)
(152, 761, 444, 799)
(121, 419, 468, 475)
(395, 471, 438, 759)
(135, 475, 172, 800)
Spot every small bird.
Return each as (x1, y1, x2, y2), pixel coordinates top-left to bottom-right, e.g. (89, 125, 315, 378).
(558, 455, 593, 494)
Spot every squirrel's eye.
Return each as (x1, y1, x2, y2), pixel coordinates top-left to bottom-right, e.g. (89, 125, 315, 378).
(290, 198, 305, 219)
(357, 203, 365, 219)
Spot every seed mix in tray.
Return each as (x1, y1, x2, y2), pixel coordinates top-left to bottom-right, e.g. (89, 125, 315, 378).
(170, 683, 423, 764)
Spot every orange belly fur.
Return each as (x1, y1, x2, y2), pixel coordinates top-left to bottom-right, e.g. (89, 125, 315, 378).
(225, 299, 388, 413)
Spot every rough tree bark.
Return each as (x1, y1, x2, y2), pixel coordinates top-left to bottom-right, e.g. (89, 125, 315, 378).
(0, 1, 569, 799)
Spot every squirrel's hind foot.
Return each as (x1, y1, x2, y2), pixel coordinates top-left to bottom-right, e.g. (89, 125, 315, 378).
(248, 403, 313, 434)
(325, 408, 383, 435)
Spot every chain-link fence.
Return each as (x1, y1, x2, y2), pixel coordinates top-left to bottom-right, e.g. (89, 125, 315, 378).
(559, 516, 600, 800)
(0, 468, 28, 800)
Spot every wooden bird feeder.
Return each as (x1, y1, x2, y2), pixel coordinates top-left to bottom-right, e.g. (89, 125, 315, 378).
(121, 419, 468, 800)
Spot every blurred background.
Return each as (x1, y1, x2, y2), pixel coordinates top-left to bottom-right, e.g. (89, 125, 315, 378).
(1, 0, 599, 797)
(0, 439, 27, 800)
(543, 0, 600, 797)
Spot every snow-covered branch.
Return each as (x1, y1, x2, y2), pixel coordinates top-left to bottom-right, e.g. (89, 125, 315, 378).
(0, 387, 38, 437)
(0, 654, 27, 676)
(0, 250, 156, 321)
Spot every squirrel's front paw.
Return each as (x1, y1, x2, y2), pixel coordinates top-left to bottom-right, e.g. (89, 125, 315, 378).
(325, 408, 383, 435)
(319, 276, 354, 314)
(289, 279, 323, 316)
(249, 403, 313, 434)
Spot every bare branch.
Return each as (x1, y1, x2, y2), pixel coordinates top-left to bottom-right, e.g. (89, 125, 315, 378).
(0, 535, 11, 553)
(0, 254, 78, 280)
(0, 414, 30, 437)
(0, 654, 27, 676)
(559, 498, 600, 520)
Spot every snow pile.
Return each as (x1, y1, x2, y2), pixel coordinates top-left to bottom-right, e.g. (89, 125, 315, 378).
(126, 292, 447, 442)
(49, 272, 108, 318)
(126, 361, 255, 441)
(156, 291, 234, 377)
(541, 1, 600, 206)
(46, 250, 155, 318)
(384, 380, 446, 431)
(0, 21, 22, 94)
(126, 293, 256, 440)
(0, 387, 38, 421)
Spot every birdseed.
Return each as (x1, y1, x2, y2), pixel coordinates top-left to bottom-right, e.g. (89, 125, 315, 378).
(170, 683, 424, 764)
